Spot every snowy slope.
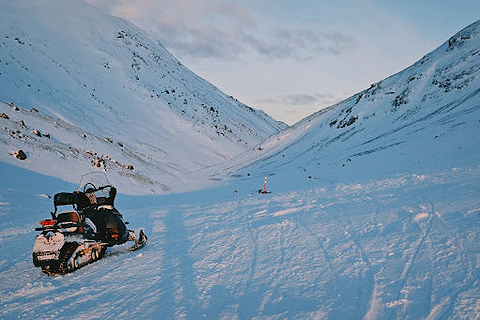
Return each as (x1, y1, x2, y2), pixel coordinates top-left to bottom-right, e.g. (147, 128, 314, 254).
(1, 162, 480, 319)
(0, 0, 286, 194)
(1, 8, 480, 320)
(215, 20, 480, 191)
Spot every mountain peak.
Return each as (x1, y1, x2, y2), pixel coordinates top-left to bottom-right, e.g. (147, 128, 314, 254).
(447, 20, 480, 51)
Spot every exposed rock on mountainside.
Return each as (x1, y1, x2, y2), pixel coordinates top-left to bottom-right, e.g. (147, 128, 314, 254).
(219, 21, 480, 188)
(0, 0, 286, 194)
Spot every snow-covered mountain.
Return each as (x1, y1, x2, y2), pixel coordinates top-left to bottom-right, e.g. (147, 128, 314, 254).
(220, 20, 480, 191)
(1, 2, 480, 318)
(0, 0, 286, 194)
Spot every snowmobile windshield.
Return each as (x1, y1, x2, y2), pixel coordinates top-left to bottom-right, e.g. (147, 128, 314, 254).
(77, 172, 111, 191)
(77, 172, 116, 207)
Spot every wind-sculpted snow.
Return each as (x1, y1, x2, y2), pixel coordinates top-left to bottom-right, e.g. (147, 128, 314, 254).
(1, 164, 479, 318)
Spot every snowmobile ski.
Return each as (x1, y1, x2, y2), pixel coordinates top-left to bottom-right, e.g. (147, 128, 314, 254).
(129, 229, 148, 251)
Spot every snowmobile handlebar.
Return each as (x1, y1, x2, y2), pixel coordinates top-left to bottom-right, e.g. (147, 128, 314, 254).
(82, 183, 114, 194)
(81, 184, 117, 209)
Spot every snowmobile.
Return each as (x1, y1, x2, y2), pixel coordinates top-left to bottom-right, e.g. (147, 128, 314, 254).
(32, 173, 147, 275)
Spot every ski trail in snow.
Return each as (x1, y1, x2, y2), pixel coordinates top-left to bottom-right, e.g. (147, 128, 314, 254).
(2, 166, 480, 318)
(390, 202, 435, 319)
(292, 215, 339, 292)
(363, 202, 383, 319)
(400, 203, 434, 280)
(423, 195, 480, 318)
(327, 204, 375, 319)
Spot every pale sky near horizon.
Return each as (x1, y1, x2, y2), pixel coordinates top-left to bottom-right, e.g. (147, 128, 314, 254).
(87, 0, 479, 125)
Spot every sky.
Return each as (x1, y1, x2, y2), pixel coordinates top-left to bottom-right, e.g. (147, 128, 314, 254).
(86, 0, 480, 125)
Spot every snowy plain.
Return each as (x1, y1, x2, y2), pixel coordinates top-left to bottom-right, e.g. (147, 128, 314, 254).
(1, 1, 480, 319)
(1, 162, 480, 319)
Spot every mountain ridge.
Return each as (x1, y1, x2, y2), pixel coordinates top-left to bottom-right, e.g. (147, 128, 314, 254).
(0, 0, 286, 194)
(217, 19, 480, 190)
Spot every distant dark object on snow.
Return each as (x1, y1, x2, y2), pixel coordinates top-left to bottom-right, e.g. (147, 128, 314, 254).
(15, 150, 27, 160)
(8, 102, 19, 111)
(1, 112, 9, 119)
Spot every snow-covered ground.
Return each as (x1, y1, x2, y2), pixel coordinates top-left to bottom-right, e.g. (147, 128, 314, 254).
(1, 162, 480, 319)
(1, 1, 480, 318)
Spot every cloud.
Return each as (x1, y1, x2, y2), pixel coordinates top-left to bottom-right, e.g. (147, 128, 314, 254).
(261, 29, 356, 59)
(159, 22, 356, 61)
(257, 92, 337, 108)
(87, 0, 356, 62)
(283, 93, 326, 106)
(252, 92, 340, 125)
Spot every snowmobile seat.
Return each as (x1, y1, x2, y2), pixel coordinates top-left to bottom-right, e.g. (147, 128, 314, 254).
(56, 210, 84, 233)
(57, 211, 82, 224)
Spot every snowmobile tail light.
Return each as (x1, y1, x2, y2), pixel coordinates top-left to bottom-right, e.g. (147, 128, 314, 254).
(40, 219, 56, 227)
